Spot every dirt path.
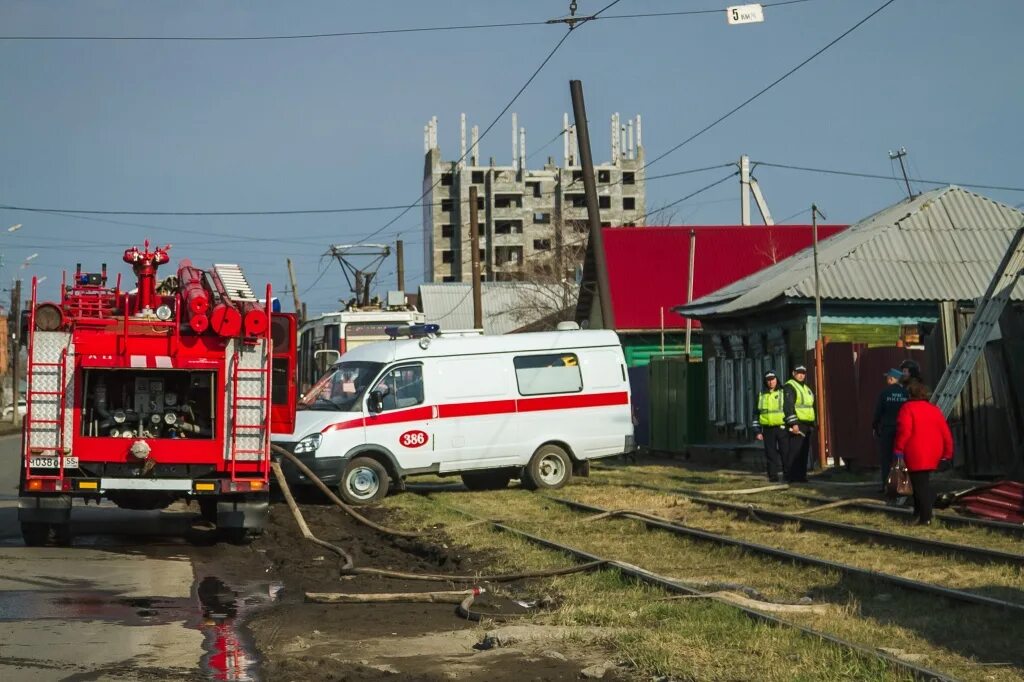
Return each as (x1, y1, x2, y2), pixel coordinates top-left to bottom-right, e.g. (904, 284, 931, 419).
(234, 502, 632, 681)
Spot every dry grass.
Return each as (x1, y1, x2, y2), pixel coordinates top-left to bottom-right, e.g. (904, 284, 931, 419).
(384, 490, 903, 681)
(383, 483, 1024, 681)
(590, 460, 1024, 556)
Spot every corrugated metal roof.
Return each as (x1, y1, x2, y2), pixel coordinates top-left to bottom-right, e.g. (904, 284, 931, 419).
(418, 282, 579, 335)
(677, 187, 1024, 317)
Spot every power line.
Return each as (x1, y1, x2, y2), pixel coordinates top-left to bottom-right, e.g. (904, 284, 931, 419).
(0, 201, 416, 217)
(0, 19, 548, 42)
(643, 0, 899, 171)
(633, 172, 740, 223)
(0, 0, 811, 42)
(355, 23, 581, 245)
(753, 161, 1024, 193)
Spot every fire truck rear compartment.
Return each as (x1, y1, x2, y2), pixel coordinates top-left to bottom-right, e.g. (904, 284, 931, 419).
(82, 369, 215, 440)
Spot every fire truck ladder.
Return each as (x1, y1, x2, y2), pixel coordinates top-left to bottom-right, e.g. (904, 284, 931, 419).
(227, 351, 271, 481)
(214, 263, 258, 303)
(23, 284, 74, 483)
(931, 223, 1024, 417)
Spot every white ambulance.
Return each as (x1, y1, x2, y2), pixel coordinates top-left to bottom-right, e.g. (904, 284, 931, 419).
(274, 326, 634, 503)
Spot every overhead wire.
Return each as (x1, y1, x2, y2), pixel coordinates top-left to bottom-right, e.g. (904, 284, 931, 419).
(0, 0, 813, 41)
(642, 0, 899, 172)
(752, 161, 1024, 193)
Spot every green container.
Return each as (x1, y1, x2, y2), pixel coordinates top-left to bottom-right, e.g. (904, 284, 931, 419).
(623, 344, 703, 368)
(648, 356, 707, 452)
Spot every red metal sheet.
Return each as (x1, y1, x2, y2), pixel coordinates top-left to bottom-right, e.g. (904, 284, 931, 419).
(602, 225, 846, 331)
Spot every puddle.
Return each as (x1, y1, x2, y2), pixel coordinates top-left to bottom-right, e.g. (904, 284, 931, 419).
(0, 575, 281, 681)
(196, 575, 282, 681)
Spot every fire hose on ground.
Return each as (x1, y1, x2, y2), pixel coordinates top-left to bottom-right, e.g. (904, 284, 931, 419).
(269, 444, 603, 621)
(269, 445, 803, 620)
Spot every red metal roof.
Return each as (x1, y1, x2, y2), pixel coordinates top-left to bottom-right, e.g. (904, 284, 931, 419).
(601, 225, 846, 331)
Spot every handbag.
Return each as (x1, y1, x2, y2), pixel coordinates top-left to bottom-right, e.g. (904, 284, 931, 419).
(886, 457, 913, 498)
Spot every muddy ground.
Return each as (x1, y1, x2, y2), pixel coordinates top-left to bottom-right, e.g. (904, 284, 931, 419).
(225, 499, 635, 681)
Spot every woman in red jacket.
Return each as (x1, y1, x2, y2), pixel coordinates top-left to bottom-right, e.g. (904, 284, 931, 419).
(893, 380, 954, 525)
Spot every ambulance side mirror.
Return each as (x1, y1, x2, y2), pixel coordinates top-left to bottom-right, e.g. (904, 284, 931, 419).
(368, 390, 385, 414)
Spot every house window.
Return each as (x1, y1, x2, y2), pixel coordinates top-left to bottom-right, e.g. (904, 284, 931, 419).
(622, 172, 635, 185)
(526, 181, 541, 198)
(441, 199, 453, 212)
(623, 197, 636, 210)
(472, 171, 484, 184)
(533, 212, 551, 224)
(568, 220, 589, 233)
(600, 222, 611, 227)
(441, 173, 453, 186)
(494, 194, 522, 209)
(441, 224, 454, 239)
(495, 246, 523, 266)
(442, 275, 457, 283)
(513, 353, 583, 396)
(533, 239, 551, 251)
(495, 220, 523, 234)
(598, 170, 610, 183)
(566, 194, 587, 208)
(572, 170, 583, 181)
(441, 250, 454, 264)
(598, 196, 611, 209)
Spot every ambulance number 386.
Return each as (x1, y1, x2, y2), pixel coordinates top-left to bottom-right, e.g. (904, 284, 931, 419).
(399, 430, 429, 448)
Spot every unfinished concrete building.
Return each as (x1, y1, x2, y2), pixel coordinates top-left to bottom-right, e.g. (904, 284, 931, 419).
(422, 112, 646, 283)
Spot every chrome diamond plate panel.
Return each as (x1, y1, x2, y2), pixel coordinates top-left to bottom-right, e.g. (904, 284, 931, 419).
(224, 339, 268, 461)
(27, 331, 74, 452)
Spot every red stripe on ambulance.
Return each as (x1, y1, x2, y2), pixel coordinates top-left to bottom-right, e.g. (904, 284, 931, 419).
(320, 391, 628, 433)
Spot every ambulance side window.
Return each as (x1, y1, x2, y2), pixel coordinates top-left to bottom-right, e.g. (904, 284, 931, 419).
(513, 353, 583, 396)
(375, 365, 424, 411)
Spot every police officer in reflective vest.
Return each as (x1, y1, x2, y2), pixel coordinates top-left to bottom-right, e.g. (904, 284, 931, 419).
(753, 370, 786, 482)
(782, 365, 816, 483)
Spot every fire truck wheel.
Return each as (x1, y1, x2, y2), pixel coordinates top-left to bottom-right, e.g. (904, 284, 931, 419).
(461, 469, 514, 491)
(523, 445, 573, 491)
(21, 522, 51, 547)
(224, 527, 261, 545)
(339, 457, 390, 505)
(52, 523, 72, 546)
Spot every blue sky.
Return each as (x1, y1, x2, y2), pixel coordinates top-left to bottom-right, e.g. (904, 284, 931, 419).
(1, 0, 1022, 315)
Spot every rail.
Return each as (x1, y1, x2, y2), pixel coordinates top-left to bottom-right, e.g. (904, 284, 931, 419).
(547, 496, 1024, 615)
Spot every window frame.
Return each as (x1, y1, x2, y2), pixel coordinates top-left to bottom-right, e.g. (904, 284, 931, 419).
(512, 353, 584, 397)
(371, 363, 426, 412)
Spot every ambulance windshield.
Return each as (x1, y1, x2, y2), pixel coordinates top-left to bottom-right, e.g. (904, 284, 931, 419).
(299, 361, 384, 412)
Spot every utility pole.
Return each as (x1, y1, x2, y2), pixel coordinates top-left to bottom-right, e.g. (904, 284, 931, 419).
(10, 279, 21, 425)
(740, 156, 751, 226)
(469, 186, 483, 330)
(685, 229, 696, 356)
(569, 80, 615, 329)
(811, 205, 828, 469)
(395, 239, 405, 292)
(286, 259, 304, 325)
(889, 147, 913, 199)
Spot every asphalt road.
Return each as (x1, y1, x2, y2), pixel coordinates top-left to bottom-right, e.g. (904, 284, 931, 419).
(0, 433, 272, 681)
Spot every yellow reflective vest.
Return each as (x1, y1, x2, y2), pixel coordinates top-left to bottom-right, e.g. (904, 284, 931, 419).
(785, 379, 815, 423)
(756, 390, 785, 427)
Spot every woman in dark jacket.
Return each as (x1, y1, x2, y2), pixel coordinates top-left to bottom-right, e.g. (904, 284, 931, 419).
(892, 380, 954, 525)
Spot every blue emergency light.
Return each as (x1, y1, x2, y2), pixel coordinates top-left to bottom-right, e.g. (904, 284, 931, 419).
(386, 323, 441, 340)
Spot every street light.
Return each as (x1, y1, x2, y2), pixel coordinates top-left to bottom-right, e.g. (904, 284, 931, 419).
(20, 253, 38, 269)
(7, 224, 22, 233)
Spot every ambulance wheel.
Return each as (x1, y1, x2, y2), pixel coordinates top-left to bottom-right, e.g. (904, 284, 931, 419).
(21, 522, 51, 547)
(339, 457, 390, 505)
(523, 445, 572, 490)
(461, 469, 514, 491)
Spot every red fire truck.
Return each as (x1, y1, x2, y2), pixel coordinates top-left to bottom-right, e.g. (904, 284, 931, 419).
(17, 242, 296, 545)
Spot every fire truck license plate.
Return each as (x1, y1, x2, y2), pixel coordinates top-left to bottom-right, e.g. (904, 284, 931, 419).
(29, 456, 79, 469)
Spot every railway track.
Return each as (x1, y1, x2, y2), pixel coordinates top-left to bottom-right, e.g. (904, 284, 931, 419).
(610, 482, 1024, 566)
(548, 496, 1024, 616)
(430, 498, 955, 682)
(791, 493, 1024, 538)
